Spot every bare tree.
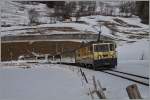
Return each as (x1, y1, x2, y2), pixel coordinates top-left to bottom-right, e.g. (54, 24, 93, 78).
(135, 1, 149, 24)
(87, 1, 96, 15)
(75, 11, 80, 21)
(53, 1, 76, 21)
(53, 1, 65, 21)
(99, 1, 105, 15)
(28, 8, 39, 25)
(119, 1, 136, 17)
(62, 2, 76, 20)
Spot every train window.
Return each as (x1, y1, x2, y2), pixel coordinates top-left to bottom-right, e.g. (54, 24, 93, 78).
(94, 44, 109, 52)
(78, 50, 81, 57)
(78, 53, 80, 57)
(90, 46, 93, 52)
(37, 56, 45, 60)
(84, 48, 87, 55)
(109, 44, 114, 51)
(88, 46, 91, 52)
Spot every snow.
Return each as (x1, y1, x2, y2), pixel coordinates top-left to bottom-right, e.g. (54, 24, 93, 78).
(117, 39, 149, 61)
(81, 68, 149, 99)
(2, 9, 149, 40)
(0, 64, 89, 100)
(0, 63, 149, 100)
(117, 60, 149, 77)
(118, 17, 149, 28)
(101, 26, 114, 37)
(1, 1, 53, 27)
(1, 1, 30, 26)
(116, 39, 150, 77)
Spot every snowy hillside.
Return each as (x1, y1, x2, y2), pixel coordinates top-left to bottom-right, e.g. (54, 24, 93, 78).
(1, 1, 148, 41)
(1, 15, 149, 40)
(1, 1, 53, 26)
(1, 1, 149, 42)
(1, 1, 29, 26)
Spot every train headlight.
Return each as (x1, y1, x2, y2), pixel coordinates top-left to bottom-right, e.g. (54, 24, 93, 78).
(110, 52, 114, 55)
(98, 55, 101, 59)
(110, 52, 114, 58)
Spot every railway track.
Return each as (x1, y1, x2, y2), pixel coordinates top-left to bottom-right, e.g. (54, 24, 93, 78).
(108, 69, 149, 79)
(60, 62, 149, 86)
(100, 69, 149, 86)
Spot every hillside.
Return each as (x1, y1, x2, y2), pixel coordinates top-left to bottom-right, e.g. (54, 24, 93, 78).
(1, 1, 149, 41)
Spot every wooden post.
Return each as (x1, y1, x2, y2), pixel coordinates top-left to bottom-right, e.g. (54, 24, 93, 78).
(92, 76, 97, 90)
(97, 80, 106, 99)
(89, 88, 94, 100)
(80, 68, 88, 83)
(82, 72, 88, 83)
(92, 76, 106, 99)
(126, 84, 142, 99)
(80, 68, 83, 76)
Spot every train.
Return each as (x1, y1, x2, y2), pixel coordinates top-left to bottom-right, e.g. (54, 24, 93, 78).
(74, 40, 117, 70)
(17, 40, 117, 70)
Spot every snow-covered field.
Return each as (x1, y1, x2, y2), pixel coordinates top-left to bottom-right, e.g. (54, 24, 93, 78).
(0, 63, 149, 100)
(0, 64, 89, 100)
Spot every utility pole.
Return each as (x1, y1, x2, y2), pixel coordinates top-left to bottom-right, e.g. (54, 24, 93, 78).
(92, 25, 102, 42)
(97, 30, 101, 42)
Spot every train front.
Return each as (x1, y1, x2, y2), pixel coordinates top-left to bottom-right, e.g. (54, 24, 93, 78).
(93, 43, 117, 68)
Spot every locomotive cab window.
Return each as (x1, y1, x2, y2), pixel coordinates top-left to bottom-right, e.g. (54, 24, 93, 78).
(88, 46, 93, 52)
(109, 44, 115, 51)
(94, 44, 109, 52)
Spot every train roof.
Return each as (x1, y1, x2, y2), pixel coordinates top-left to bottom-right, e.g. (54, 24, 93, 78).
(56, 40, 116, 56)
(80, 40, 115, 47)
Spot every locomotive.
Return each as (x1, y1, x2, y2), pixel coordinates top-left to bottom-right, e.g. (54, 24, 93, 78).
(75, 40, 117, 69)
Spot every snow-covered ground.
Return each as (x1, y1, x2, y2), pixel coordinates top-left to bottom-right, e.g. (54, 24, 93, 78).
(0, 63, 149, 100)
(0, 64, 89, 100)
(116, 39, 150, 77)
(117, 39, 149, 61)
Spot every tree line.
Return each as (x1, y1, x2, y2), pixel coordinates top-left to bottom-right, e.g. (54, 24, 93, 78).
(26, 1, 149, 25)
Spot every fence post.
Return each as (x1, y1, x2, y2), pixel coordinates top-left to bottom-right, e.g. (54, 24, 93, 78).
(92, 76, 97, 90)
(97, 80, 106, 99)
(82, 72, 88, 83)
(89, 88, 94, 100)
(92, 76, 106, 99)
(126, 84, 142, 99)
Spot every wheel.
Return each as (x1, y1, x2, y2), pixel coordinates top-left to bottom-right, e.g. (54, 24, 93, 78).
(93, 65, 97, 70)
(84, 64, 87, 68)
(111, 65, 117, 69)
(88, 64, 93, 69)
